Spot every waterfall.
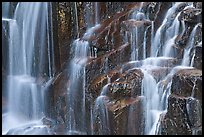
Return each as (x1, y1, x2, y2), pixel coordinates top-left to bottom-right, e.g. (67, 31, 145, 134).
(137, 2, 198, 135)
(181, 24, 200, 66)
(141, 70, 160, 134)
(2, 2, 201, 135)
(151, 2, 184, 57)
(93, 84, 111, 135)
(2, 2, 54, 135)
(67, 39, 90, 134)
(67, 23, 101, 134)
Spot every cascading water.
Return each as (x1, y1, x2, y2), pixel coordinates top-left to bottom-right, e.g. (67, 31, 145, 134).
(151, 2, 185, 57)
(2, 2, 54, 135)
(124, 2, 199, 135)
(67, 39, 90, 134)
(66, 11, 101, 133)
(90, 2, 199, 135)
(181, 24, 200, 66)
(2, 2, 201, 135)
(93, 84, 111, 135)
(129, 3, 145, 61)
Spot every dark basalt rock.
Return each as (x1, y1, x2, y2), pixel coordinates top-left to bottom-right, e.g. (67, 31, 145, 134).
(158, 94, 202, 135)
(178, 7, 202, 24)
(158, 68, 202, 135)
(85, 42, 131, 89)
(190, 44, 202, 70)
(175, 23, 202, 55)
(94, 96, 145, 135)
(171, 68, 202, 102)
(158, 94, 192, 135)
(193, 2, 202, 9)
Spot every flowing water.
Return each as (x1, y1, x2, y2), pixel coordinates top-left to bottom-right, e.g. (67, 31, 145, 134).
(2, 2, 54, 135)
(92, 2, 200, 135)
(67, 39, 90, 134)
(66, 19, 101, 134)
(2, 2, 201, 135)
(139, 2, 200, 135)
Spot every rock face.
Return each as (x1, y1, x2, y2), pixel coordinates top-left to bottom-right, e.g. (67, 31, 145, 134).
(51, 2, 141, 72)
(93, 68, 144, 135)
(190, 44, 202, 70)
(178, 7, 202, 24)
(171, 69, 202, 102)
(47, 2, 202, 135)
(158, 68, 202, 135)
(3, 2, 201, 135)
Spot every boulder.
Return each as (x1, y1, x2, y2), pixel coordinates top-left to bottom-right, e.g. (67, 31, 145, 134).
(190, 44, 202, 70)
(158, 68, 202, 135)
(171, 68, 202, 102)
(94, 96, 145, 135)
(158, 94, 192, 135)
(158, 94, 202, 135)
(178, 7, 202, 24)
(193, 2, 202, 9)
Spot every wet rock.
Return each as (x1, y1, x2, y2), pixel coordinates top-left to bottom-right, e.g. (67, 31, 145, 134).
(193, 2, 202, 9)
(122, 19, 151, 30)
(175, 23, 202, 53)
(94, 96, 145, 135)
(186, 98, 202, 129)
(82, 3, 149, 57)
(6, 124, 53, 135)
(92, 68, 144, 135)
(85, 43, 131, 88)
(175, 26, 192, 48)
(116, 68, 143, 96)
(122, 19, 152, 60)
(108, 96, 145, 135)
(158, 94, 202, 135)
(86, 12, 130, 55)
(106, 82, 133, 100)
(158, 68, 202, 135)
(178, 7, 202, 24)
(88, 69, 121, 98)
(146, 66, 171, 82)
(158, 94, 192, 135)
(52, 124, 66, 135)
(190, 44, 202, 70)
(2, 67, 7, 106)
(171, 68, 202, 102)
(2, 19, 10, 75)
(42, 117, 55, 128)
(45, 69, 69, 124)
(88, 65, 143, 103)
(52, 2, 82, 71)
(150, 2, 172, 32)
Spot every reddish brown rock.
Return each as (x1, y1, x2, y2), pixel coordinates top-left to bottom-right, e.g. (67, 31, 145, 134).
(85, 42, 131, 88)
(94, 96, 145, 135)
(88, 69, 122, 98)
